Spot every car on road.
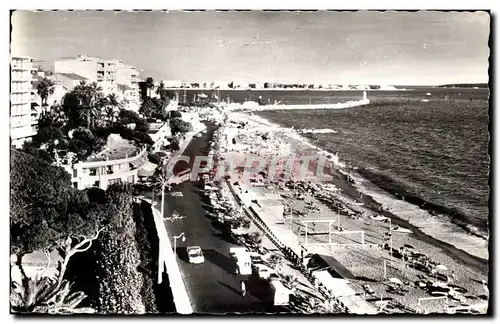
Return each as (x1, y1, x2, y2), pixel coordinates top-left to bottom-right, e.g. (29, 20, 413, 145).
(187, 246, 205, 264)
(171, 192, 184, 197)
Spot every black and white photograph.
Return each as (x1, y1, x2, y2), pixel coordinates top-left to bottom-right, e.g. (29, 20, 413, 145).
(8, 8, 491, 316)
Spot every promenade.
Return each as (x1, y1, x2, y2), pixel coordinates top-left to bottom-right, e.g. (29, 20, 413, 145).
(228, 179, 378, 314)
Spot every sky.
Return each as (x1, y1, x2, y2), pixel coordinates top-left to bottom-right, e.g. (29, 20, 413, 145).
(10, 10, 490, 85)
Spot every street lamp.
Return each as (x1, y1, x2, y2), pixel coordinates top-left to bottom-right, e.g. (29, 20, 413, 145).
(173, 232, 186, 258)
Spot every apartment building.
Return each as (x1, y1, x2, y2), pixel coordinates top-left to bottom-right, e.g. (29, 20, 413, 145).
(10, 56, 37, 147)
(116, 63, 140, 111)
(54, 54, 115, 92)
(62, 141, 148, 190)
(54, 54, 140, 110)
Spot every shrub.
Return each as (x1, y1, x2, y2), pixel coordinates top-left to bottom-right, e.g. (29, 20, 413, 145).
(135, 119, 150, 132)
(170, 110, 182, 119)
(148, 153, 161, 165)
(93, 188, 146, 314)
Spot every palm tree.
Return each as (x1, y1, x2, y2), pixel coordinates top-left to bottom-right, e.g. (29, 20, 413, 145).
(104, 93, 122, 125)
(149, 166, 171, 215)
(156, 81, 165, 97)
(73, 81, 103, 128)
(36, 77, 55, 109)
(145, 77, 155, 98)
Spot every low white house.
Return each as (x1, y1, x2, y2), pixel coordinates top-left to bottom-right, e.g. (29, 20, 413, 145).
(149, 122, 173, 151)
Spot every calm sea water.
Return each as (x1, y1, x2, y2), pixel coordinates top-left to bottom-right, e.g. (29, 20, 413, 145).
(249, 89, 490, 243)
(181, 88, 490, 258)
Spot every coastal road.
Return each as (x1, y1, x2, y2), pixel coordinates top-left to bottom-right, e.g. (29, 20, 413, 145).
(160, 123, 273, 314)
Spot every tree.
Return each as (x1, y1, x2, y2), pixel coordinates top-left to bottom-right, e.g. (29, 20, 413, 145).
(169, 136, 180, 151)
(267, 254, 284, 273)
(139, 98, 155, 119)
(10, 150, 106, 293)
(118, 109, 141, 125)
(61, 92, 84, 128)
(245, 232, 263, 248)
(147, 153, 161, 165)
(135, 119, 150, 132)
(73, 81, 104, 128)
(20, 141, 54, 163)
(104, 93, 122, 125)
(169, 118, 193, 135)
(36, 77, 55, 108)
(32, 126, 65, 147)
(145, 77, 155, 98)
(170, 110, 182, 119)
(156, 81, 165, 98)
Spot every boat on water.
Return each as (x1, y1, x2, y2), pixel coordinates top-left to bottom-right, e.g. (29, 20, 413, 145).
(198, 93, 208, 99)
(426, 92, 432, 96)
(421, 99, 429, 102)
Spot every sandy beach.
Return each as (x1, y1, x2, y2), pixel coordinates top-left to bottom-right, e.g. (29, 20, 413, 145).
(220, 111, 489, 314)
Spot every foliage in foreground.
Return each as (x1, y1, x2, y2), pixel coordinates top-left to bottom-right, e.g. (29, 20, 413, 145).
(92, 185, 146, 314)
(11, 275, 94, 314)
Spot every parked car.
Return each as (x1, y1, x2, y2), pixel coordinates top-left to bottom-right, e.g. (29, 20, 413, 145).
(187, 246, 205, 264)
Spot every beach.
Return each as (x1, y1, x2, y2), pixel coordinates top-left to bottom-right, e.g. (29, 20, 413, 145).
(219, 111, 489, 314)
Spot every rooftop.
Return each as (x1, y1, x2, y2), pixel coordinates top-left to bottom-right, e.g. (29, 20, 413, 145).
(86, 134, 142, 162)
(118, 83, 133, 91)
(56, 72, 88, 81)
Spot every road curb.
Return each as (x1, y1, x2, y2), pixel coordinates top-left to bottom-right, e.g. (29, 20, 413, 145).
(141, 199, 194, 314)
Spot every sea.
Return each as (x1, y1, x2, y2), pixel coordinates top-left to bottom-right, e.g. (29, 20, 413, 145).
(185, 88, 490, 260)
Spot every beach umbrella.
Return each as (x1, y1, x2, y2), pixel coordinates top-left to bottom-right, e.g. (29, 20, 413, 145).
(436, 264, 448, 271)
(388, 278, 403, 285)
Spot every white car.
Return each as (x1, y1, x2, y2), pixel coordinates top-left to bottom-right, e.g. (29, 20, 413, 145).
(171, 192, 184, 197)
(187, 246, 205, 264)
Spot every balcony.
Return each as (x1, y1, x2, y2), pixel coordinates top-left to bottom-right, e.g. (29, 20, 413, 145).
(11, 64, 33, 71)
(11, 88, 32, 94)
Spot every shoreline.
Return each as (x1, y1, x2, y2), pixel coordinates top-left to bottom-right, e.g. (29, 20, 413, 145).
(232, 111, 488, 274)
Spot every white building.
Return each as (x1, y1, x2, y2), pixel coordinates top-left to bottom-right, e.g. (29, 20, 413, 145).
(62, 138, 148, 190)
(54, 54, 140, 108)
(163, 80, 183, 88)
(254, 82, 265, 90)
(148, 123, 173, 151)
(54, 73, 88, 91)
(10, 56, 37, 147)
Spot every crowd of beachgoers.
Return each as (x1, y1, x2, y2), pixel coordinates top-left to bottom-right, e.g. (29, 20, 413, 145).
(212, 110, 489, 314)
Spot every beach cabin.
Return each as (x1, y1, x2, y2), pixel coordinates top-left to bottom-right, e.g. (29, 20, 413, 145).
(229, 247, 252, 275)
(269, 279, 291, 306)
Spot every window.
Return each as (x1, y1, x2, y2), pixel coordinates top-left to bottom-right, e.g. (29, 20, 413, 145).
(107, 165, 114, 175)
(72, 182, 78, 189)
(73, 169, 77, 178)
(89, 168, 97, 176)
(93, 181, 100, 187)
(127, 175, 134, 183)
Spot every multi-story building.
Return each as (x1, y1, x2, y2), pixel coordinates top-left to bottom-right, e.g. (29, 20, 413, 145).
(62, 140, 148, 190)
(10, 56, 38, 147)
(54, 54, 117, 93)
(54, 55, 141, 108)
(54, 73, 88, 91)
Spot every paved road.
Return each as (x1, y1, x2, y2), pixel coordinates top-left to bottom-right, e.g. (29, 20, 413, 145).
(160, 123, 274, 314)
